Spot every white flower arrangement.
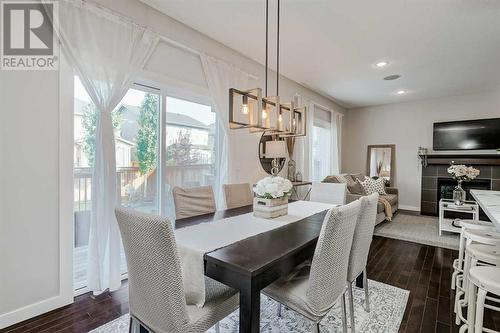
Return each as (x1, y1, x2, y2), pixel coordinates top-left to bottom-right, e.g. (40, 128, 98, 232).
(254, 176, 293, 199)
(447, 163, 480, 182)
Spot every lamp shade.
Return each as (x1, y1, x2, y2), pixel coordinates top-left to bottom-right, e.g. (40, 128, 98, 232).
(265, 140, 287, 158)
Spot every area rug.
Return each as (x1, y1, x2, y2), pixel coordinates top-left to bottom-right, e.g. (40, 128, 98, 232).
(88, 279, 408, 333)
(374, 213, 459, 250)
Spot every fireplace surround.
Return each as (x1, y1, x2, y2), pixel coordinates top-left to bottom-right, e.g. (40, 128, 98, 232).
(420, 154, 500, 216)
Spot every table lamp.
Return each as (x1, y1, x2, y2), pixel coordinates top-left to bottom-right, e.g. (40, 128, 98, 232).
(265, 140, 287, 176)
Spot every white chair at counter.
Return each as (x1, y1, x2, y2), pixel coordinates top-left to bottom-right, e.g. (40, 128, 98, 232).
(467, 266, 500, 333)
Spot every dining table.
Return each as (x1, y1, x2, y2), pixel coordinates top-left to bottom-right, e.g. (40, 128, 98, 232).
(175, 201, 365, 333)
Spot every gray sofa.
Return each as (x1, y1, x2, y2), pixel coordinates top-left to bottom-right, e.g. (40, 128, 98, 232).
(323, 173, 399, 225)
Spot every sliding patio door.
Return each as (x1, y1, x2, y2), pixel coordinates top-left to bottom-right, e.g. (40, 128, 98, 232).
(73, 76, 161, 291)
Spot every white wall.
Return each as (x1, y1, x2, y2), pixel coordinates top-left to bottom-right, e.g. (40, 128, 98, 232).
(342, 90, 500, 210)
(0, 0, 343, 327)
(0, 59, 73, 327)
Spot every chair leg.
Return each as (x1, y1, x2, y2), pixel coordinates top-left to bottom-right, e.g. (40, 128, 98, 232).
(348, 283, 356, 332)
(363, 269, 370, 312)
(474, 288, 487, 333)
(277, 303, 282, 317)
(215, 322, 220, 333)
(341, 292, 348, 333)
(129, 316, 133, 333)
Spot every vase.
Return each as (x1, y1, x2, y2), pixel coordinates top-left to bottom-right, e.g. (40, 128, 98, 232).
(253, 197, 288, 218)
(287, 159, 296, 181)
(453, 181, 466, 205)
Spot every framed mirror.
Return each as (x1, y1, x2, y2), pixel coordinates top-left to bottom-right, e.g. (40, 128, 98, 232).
(366, 144, 395, 186)
(259, 132, 286, 175)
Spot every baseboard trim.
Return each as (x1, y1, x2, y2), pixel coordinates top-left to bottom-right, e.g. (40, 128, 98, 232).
(399, 205, 420, 212)
(0, 295, 72, 329)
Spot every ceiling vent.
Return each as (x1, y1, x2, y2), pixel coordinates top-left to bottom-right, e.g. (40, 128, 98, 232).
(384, 74, 401, 80)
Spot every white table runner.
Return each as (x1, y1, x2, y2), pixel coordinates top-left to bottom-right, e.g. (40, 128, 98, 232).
(175, 200, 336, 306)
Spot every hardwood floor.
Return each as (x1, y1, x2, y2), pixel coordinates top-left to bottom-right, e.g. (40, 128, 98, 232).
(2, 236, 500, 333)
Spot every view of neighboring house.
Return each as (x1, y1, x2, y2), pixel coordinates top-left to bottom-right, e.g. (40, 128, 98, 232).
(73, 99, 215, 169)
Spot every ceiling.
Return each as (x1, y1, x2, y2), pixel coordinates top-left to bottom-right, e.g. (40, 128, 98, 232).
(140, 0, 500, 108)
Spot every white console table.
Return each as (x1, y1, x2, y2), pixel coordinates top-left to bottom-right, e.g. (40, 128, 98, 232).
(438, 198, 479, 236)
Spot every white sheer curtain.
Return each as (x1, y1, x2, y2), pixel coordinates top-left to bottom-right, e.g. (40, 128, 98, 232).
(331, 112, 343, 174)
(305, 103, 343, 181)
(57, 0, 159, 294)
(200, 53, 256, 207)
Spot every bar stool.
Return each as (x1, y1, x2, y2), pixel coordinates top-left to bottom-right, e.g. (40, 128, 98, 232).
(454, 227, 500, 314)
(456, 244, 500, 332)
(452, 220, 496, 290)
(466, 266, 500, 333)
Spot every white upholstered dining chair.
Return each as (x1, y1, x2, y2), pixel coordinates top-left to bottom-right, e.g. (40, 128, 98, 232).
(223, 183, 254, 209)
(263, 200, 362, 333)
(310, 182, 347, 205)
(346, 192, 379, 332)
(115, 208, 239, 333)
(172, 185, 216, 220)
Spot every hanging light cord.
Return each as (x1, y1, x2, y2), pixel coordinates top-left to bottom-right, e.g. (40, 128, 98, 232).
(265, 0, 268, 97)
(276, 0, 280, 96)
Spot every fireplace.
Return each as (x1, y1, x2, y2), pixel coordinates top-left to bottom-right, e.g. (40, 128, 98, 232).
(420, 154, 500, 216)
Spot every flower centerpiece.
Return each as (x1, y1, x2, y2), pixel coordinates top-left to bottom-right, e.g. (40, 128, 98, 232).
(447, 162, 480, 205)
(253, 176, 293, 218)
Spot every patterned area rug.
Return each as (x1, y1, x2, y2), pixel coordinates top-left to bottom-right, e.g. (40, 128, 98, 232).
(89, 280, 408, 333)
(374, 213, 459, 250)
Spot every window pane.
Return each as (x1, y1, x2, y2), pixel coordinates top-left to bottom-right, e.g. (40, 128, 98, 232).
(165, 96, 216, 219)
(312, 125, 331, 181)
(74, 76, 93, 291)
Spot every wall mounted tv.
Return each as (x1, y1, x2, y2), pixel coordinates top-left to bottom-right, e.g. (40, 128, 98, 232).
(433, 118, 500, 150)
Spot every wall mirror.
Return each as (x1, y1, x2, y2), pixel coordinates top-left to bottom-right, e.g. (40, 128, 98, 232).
(366, 144, 395, 186)
(259, 132, 286, 175)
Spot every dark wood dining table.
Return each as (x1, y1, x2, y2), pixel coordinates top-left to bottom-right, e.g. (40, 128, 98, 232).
(175, 203, 364, 333)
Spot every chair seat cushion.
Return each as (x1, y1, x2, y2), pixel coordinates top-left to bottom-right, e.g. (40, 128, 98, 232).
(263, 264, 329, 322)
(469, 266, 500, 296)
(187, 278, 239, 332)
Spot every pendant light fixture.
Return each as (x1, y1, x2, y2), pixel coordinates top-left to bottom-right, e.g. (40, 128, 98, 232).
(229, 0, 306, 137)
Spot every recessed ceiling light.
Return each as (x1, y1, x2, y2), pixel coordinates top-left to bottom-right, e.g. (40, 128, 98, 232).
(396, 90, 407, 95)
(384, 74, 401, 80)
(376, 61, 389, 68)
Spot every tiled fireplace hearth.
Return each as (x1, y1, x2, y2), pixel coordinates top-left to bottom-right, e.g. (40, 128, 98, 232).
(421, 155, 500, 215)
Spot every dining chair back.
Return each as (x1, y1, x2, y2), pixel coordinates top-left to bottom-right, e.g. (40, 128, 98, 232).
(173, 185, 216, 220)
(310, 182, 347, 205)
(115, 208, 189, 333)
(347, 192, 379, 282)
(345, 193, 379, 330)
(306, 199, 361, 314)
(223, 183, 254, 209)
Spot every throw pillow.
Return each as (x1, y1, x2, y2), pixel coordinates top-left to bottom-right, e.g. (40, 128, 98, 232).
(348, 180, 366, 195)
(350, 173, 366, 182)
(323, 175, 341, 183)
(336, 174, 355, 186)
(360, 177, 386, 195)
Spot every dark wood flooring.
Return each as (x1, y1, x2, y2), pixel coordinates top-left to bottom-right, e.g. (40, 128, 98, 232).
(3, 236, 500, 333)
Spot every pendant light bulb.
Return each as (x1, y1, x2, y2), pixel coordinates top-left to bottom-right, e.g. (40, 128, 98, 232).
(241, 95, 249, 115)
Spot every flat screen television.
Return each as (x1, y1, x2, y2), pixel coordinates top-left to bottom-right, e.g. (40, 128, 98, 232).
(433, 118, 500, 150)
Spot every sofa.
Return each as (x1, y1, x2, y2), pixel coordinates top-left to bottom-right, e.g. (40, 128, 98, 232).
(323, 173, 399, 225)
